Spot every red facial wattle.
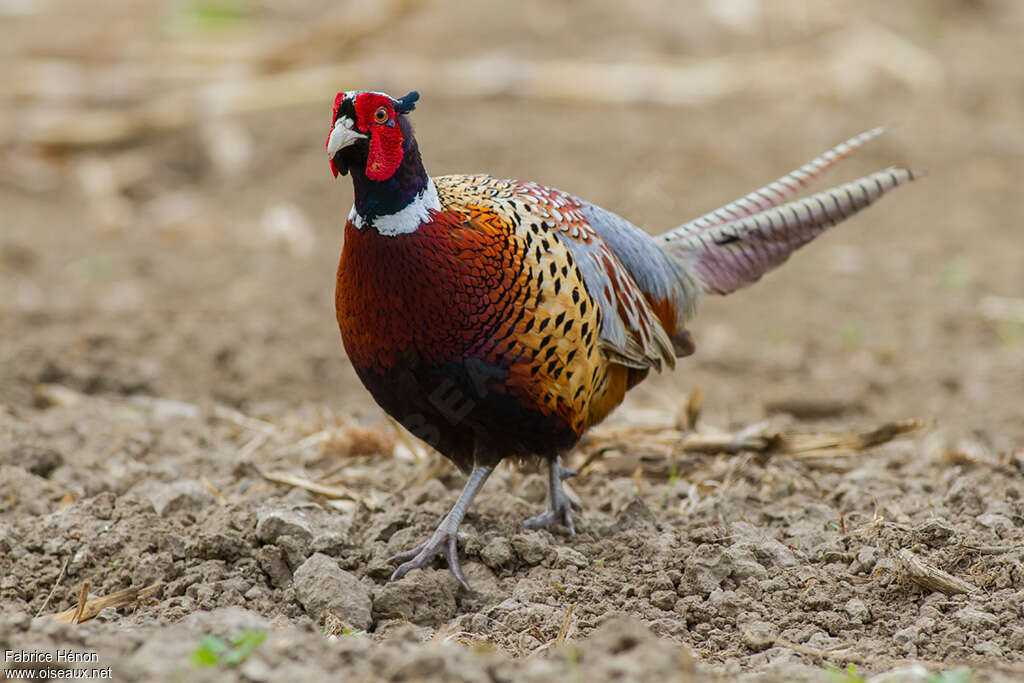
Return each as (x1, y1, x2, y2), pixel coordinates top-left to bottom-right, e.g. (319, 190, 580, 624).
(327, 92, 347, 178)
(354, 93, 405, 182)
(365, 125, 404, 181)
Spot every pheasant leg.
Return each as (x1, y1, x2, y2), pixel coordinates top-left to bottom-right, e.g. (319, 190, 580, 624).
(524, 457, 581, 534)
(388, 463, 493, 589)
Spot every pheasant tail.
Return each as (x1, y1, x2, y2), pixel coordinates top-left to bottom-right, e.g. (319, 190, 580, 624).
(659, 130, 919, 297)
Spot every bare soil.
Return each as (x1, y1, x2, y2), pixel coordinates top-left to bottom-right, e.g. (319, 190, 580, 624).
(2, 1, 1023, 681)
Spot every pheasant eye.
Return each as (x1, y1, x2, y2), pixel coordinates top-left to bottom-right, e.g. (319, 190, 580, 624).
(374, 107, 389, 124)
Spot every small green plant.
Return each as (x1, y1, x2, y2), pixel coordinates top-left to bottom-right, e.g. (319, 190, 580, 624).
(165, 0, 247, 36)
(762, 325, 788, 346)
(190, 629, 267, 668)
(838, 321, 863, 348)
(939, 258, 972, 291)
(470, 639, 496, 653)
(340, 627, 366, 636)
(660, 463, 680, 509)
(825, 664, 972, 683)
(187, 0, 246, 30)
(929, 669, 972, 683)
(994, 320, 1024, 347)
(825, 663, 866, 683)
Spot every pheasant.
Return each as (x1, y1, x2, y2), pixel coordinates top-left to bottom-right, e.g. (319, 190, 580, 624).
(327, 90, 916, 588)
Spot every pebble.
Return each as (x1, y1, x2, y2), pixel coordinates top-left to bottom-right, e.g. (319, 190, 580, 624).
(893, 625, 918, 645)
(257, 545, 293, 589)
(741, 621, 778, 652)
(849, 546, 878, 574)
(723, 545, 767, 581)
(1008, 627, 1024, 651)
(650, 590, 677, 611)
(844, 597, 871, 624)
(680, 544, 732, 595)
(511, 532, 550, 566)
(372, 568, 457, 626)
(553, 547, 588, 569)
(616, 498, 657, 530)
(480, 537, 513, 569)
(753, 538, 800, 569)
(148, 480, 215, 517)
(255, 509, 315, 544)
(293, 553, 372, 630)
(954, 607, 999, 630)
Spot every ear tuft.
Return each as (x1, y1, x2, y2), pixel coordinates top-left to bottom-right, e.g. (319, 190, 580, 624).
(395, 91, 419, 114)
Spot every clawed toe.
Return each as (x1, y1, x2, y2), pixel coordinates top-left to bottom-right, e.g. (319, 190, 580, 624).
(387, 543, 428, 567)
(523, 510, 554, 530)
(524, 497, 579, 534)
(387, 529, 468, 589)
(558, 465, 579, 480)
(526, 458, 582, 534)
(383, 464, 492, 591)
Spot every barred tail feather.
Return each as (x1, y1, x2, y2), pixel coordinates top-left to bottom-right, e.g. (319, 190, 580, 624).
(661, 127, 887, 242)
(663, 167, 918, 296)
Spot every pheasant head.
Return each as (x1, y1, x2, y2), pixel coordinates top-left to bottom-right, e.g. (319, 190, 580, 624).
(326, 90, 420, 180)
(326, 90, 436, 235)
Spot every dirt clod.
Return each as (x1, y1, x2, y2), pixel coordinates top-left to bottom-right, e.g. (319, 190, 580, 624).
(480, 537, 514, 570)
(293, 553, 372, 630)
(373, 569, 458, 626)
(147, 480, 215, 517)
(740, 621, 777, 652)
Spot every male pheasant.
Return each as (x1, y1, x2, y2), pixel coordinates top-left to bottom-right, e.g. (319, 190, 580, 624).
(327, 90, 916, 588)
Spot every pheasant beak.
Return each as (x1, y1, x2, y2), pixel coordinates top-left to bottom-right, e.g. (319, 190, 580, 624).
(326, 116, 366, 177)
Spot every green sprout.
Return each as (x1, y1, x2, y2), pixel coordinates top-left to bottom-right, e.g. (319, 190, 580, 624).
(939, 258, 972, 291)
(825, 663, 972, 683)
(929, 669, 972, 683)
(994, 320, 1024, 347)
(825, 663, 866, 683)
(838, 321, 863, 349)
(165, 0, 248, 37)
(190, 629, 267, 668)
(660, 463, 680, 509)
(187, 0, 246, 30)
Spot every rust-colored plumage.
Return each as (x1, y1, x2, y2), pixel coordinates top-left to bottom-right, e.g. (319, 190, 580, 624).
(326, 90, 916, 587)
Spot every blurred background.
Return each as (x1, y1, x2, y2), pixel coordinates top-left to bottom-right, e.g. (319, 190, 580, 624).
(1, 0, 1022, 447)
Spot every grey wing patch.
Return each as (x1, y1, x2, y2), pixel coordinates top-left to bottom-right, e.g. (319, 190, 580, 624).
(577, 201, 702, 325)
(555, 228, 675, 370)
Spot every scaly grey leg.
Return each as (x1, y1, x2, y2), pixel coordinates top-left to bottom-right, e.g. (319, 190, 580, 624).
(524, 456, 581, 534)
(388, 463, 493, 589)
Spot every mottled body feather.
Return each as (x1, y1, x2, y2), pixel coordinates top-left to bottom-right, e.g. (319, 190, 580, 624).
(337, 176, 639, 469)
